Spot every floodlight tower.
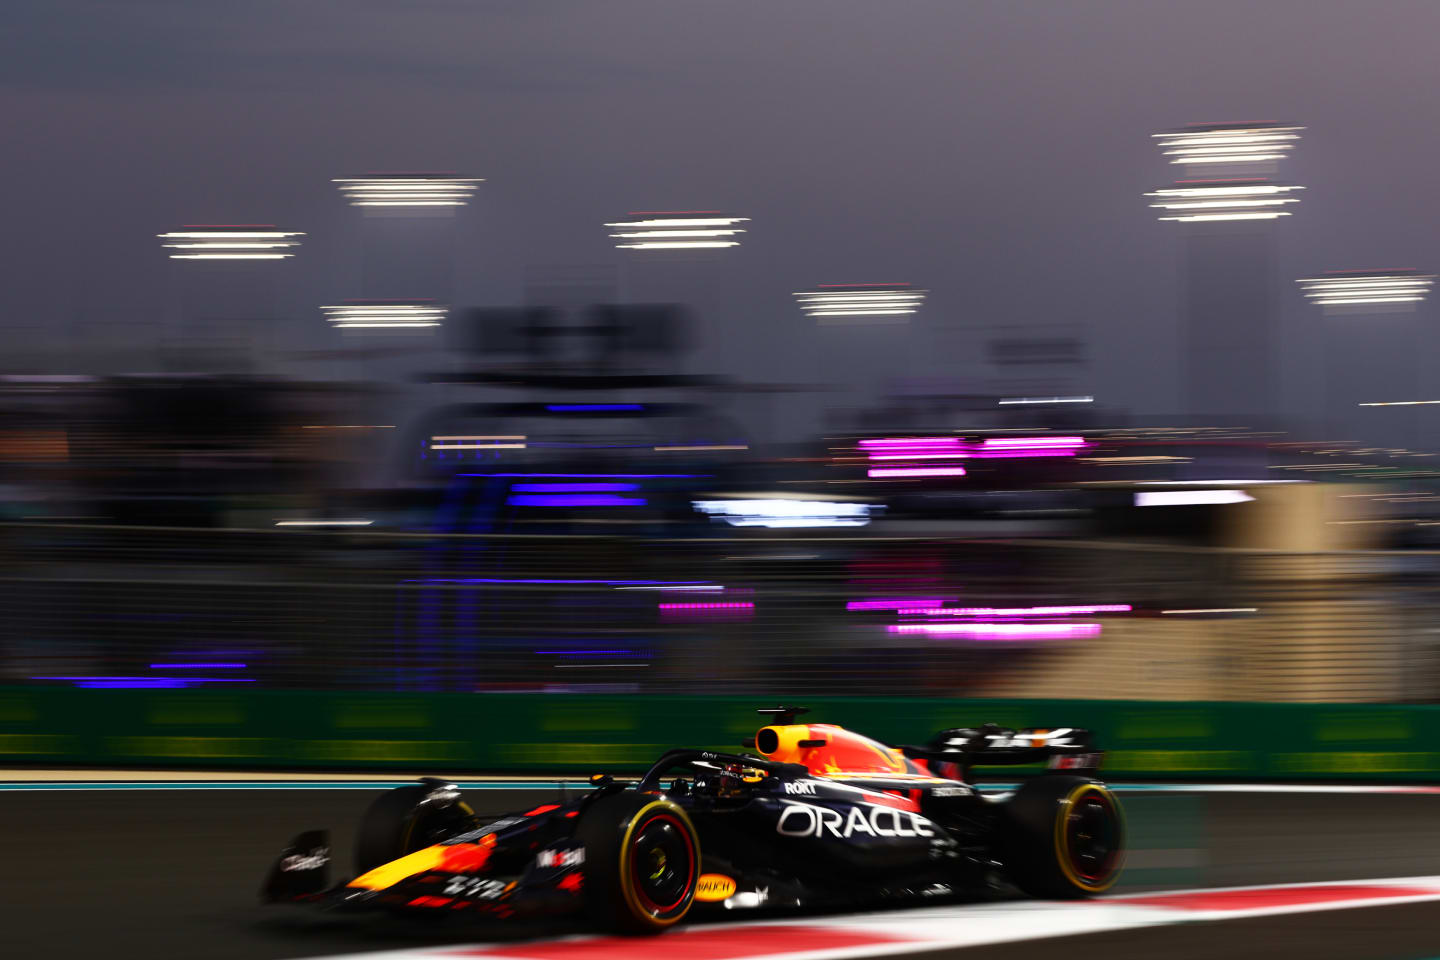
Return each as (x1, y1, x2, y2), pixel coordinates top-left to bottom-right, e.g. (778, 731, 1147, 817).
(604, 212, 749, 251)
(333, 174, 483, 304)
(1298, 270, 1436, 446)
(790, 282, 928, 421)
(1145, 123, 1304, 421)
(603, 210, 749, 305)
(156, 225, 305, 372)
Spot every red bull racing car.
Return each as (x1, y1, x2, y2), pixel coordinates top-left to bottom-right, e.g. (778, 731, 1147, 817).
(263, 707, 1125, 933)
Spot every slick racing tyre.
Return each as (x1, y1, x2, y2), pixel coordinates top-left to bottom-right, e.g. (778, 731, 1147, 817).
(577, 793, 700, 934)
(354, 783, 478, 875)
(1000, 776, 1124, 898)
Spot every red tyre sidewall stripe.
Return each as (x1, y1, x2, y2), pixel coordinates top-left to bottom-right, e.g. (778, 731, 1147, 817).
(627, 812, 696, 915)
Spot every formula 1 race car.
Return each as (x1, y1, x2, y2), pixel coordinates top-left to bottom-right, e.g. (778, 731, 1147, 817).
(262, 707, 1124, 933)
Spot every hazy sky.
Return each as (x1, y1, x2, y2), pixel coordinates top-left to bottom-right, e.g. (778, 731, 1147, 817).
(6, 0, 1440, 427)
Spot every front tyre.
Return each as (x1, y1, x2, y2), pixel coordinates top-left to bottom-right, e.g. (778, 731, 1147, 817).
(577, 792, 700, 934)
(1001, 777, 1124, 898)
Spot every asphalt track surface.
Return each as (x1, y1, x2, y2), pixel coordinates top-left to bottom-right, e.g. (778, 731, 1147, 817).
(8, 785, 1440, 960)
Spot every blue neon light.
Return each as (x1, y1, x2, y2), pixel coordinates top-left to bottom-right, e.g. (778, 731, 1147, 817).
(545, 403, 643, 412)
(510, 483, 639, 493)
(507, 494, 647, 507)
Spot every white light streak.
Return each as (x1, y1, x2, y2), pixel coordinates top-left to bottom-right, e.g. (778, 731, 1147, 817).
(166, 242, 300, 249)
(275, 519, 374, 527)
(609, 230, 744, 239)
(806, 309, 918, 317)
(653, 444, 750, 451)
(1169, 153, 1287, 164)
(158, 232, 303, 239)
(159, 229, 304, 260)
(1135, 490, 1256, 506)
(605, 218, 748, 228)
(794, 287, 928, 321)
(1359, 400, 1440, 407)
(323, 303, 447, 332)
(1148, 198, 1298, 210)
(1298, 273, 1434, 309)
(614, 241, 740, 249)
(1312, 297, 1426, 305)
(999, 396, 1095, 405)
(1153, 125, 1303, 167)
(692, 498, 878, 528)
(1161, 608, 1258, 615)
(1156, 212, 1291, 222)
(429, 443, 526, 450)
(607, 215, 750, 250)
(334, 177, 483, 207)
(1146, 125, 1303, 221)
(331, 322, 442, 328)
(1151, 185, 1296, 197)
(168, 254, 293, 260)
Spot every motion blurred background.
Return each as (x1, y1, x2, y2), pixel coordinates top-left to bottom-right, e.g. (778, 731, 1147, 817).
(7, 0, 1440, 781)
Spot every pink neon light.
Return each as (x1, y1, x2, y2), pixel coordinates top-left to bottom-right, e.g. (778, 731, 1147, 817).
(970, 449, 1079, 459)
(889, 623, 1102, 640)
(896, 604, 1131, 617)
(982, 436, 1084, 448)
(869, 466, 967, 478)
(867, 452, 970, 461)
(858, 437, 961, 448)
(658, 602, 755, 610)
(846, 598, 948, 611)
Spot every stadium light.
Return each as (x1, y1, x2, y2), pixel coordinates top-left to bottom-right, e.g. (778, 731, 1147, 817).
(333, 175, 484, 208)
(1146, 123, 1304, 223)
(794, 283, 927, 324)
(1152, 124, 1303, 166)
(158, 226, 303, 259)
(606, 211, 749, 249)
(1145, 180, 1304, 222)
(322, 301, 447, 331)
(1298, 271, 1435, 312)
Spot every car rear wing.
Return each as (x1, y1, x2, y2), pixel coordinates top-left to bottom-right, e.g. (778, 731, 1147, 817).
(900, 724, 1103, 773)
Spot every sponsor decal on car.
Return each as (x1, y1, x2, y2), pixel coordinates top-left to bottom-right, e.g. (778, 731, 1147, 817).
(535, 847, 585, 869)
(775, 801, 936, 839)
(1049, 753, 1101, 770)
(930, 786, 967, 797)
(783, 781, 818, 796)
(444, 819, 521, 844)
(442, 876, 509, 899)
(694, 873, 738, 901)
(279, 847, 329, 872)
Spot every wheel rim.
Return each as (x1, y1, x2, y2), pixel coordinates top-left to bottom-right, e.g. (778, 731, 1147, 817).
(1064, 790, 1120, 884)
(626, 812, 696, 917)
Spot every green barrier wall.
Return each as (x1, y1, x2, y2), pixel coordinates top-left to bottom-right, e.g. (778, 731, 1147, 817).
(1, 687, 1436, 780)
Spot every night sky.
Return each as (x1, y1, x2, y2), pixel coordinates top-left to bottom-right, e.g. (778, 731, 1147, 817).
(6, 0, 1440, 432)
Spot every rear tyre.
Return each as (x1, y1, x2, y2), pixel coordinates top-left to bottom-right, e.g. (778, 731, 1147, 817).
(1000, 777, 1124, 898)
(577, 792, 700, 934)
(354, 784, 477, 875)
